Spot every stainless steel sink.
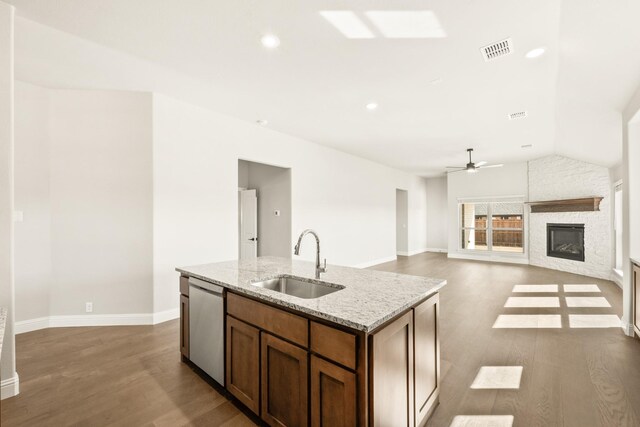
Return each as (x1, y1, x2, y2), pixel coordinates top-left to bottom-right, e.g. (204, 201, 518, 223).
(251, 276, 343, 299)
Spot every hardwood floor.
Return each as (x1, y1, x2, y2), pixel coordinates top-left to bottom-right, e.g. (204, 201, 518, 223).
(2, 253, 639, 426)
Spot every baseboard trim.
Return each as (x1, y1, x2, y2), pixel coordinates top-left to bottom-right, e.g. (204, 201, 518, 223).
(16, 310, 180, 334)
(621, 321, 636, 337)
(153, 308, 180, 324)
(353, 256, 398, 269)
(448, 252, 530, 265)
(425, 248, 448, 254)
(1, 373, 19, 400)
(611, 269, 623, 288)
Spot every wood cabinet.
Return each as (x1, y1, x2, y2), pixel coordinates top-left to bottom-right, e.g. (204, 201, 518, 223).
(180, 294, 189, 359)
(634, 264, 640, 337)
(311, 355, 357, 427)
(181, 280, 441, 427)
(179, 276, 190, 360)
(414, 294, 439, 427)
(371, 311, 414, 427)
(226, 316, 261, 414)
(261, 333, 308, 427)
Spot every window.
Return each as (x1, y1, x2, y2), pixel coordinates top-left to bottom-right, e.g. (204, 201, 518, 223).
(460, 201, 524, 253)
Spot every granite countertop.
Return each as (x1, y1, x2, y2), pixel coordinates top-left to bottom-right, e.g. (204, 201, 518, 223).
(176, 257, 446, 333)
(631, 257, 640, 267)
(0, 307, 7, 358)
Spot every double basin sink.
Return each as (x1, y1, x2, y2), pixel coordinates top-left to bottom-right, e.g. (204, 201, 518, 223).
(251, 276, 343, 299)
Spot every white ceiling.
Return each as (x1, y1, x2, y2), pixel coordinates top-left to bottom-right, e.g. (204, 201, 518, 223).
(7, 0, 640, 176)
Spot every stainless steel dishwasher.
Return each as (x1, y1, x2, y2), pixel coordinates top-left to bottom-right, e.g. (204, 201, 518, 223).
(188, 277, 224, 385)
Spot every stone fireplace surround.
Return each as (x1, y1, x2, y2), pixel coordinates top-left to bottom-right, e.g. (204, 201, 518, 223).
(528, 156, 612, 280)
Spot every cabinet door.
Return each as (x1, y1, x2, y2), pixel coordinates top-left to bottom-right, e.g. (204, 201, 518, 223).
(414, 294, 439, 427)
(634, 265, 640, 333)
(371, 311, 414, 427)
(226, 316, 261, 415)
(311, 355, 356, 427)
(180, 295, 189, 359)
(261, 333, 308, 427)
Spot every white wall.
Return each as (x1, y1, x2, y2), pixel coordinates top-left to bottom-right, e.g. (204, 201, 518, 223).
(242, 160, 292, 258)
(0, 0, 17, 398)
(396, 189, 409, 255)
(152, 93, 429, 314)
(425, 177, 448, 251)
(14, 84, 154, 328)
(447, 163, 529, 261)
(48, 90, 153, 316)
(14, 81, 50, 322)
(622, 84, 640, 335)
(528, 155, 612, 280)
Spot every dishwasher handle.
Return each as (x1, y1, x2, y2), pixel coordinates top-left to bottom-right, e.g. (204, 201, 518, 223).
(188, 277, 224, 296)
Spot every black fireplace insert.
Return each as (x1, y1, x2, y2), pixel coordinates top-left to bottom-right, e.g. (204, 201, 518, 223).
(547, 223, 585, 262)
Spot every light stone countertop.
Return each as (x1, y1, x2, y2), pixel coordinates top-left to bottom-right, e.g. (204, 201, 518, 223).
(631, 257, 640, 267)
(176, 257, 446, 333)
(0, 307, 7, 359)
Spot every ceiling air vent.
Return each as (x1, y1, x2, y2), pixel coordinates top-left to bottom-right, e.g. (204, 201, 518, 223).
(481, 38, 513, 61)
(508, 111, 527, 120)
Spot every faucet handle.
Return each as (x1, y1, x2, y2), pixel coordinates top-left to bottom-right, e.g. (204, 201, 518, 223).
(322, 259, 327, 272)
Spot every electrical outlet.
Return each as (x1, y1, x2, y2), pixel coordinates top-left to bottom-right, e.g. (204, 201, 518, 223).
(85, 302, 93, 313)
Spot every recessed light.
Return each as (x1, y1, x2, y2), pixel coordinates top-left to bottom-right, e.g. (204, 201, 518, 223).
(366, 102, 378, 110)
(261, 34, 280, 49)
(365, 11, 446, 38)
(320, 11, 375, 39)
(256, 119, 269, 126)
(525, 47, 546, 59)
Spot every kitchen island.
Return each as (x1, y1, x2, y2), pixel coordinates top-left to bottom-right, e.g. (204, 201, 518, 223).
(177, 257, 446, 427)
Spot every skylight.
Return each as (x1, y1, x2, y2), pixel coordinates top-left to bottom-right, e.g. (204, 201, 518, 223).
(319, 11, 375, 39)
(365, 11, 446, 38)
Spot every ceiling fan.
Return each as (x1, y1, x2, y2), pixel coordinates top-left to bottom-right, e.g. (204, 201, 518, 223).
(446, 148, 504, 174)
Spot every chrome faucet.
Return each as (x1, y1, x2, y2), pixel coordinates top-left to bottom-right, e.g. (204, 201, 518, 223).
(294, 229, 326, 279)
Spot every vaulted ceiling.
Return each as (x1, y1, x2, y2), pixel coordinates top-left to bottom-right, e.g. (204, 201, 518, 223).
(7, 0, 640, 175)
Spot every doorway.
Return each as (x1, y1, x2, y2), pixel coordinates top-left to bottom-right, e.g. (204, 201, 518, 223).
(396, 189, 409, 256)
(238, 160, 292, 260)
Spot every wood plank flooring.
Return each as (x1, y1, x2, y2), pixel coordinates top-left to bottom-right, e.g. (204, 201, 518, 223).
(2, 253, 639, 426)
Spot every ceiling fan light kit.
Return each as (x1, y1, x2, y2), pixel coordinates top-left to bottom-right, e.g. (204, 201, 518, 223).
(446, 148, 503, 174)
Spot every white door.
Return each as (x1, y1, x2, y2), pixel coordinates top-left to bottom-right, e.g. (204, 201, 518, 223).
(239, 189, 258, 259)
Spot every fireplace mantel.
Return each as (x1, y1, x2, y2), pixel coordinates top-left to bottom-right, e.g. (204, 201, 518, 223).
(526, 197, 603, 213)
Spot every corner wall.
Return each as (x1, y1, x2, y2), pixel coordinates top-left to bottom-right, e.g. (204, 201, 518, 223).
(425, 177, 448, 252)
(0, 0, 17, 398)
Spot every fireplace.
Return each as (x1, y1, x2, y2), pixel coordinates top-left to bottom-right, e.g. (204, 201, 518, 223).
(547, 223, 585, 262)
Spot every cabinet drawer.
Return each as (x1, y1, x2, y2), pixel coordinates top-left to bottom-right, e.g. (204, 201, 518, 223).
(180, 276, 189, 296)
(227, 292, 308, 347)
(310, 321, 357, 370)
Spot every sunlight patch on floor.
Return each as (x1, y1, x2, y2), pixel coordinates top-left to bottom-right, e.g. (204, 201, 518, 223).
(565, 296, 610, 308)
(563, 284, 601, 293)
(504, 297, 559, 308)
(569, 314, 621, 328)
(493, 314, 562, 328)
(512, 284, 558, 293)
(450, 415, 514, 427)
(470, 366, 523, 389)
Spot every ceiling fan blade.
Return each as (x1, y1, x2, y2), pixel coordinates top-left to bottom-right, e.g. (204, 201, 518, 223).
(446, 168, 466, 174)
(446, 166, 465, 169)
(478, 164, 504, 169)
(476, 161, 488, 167)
